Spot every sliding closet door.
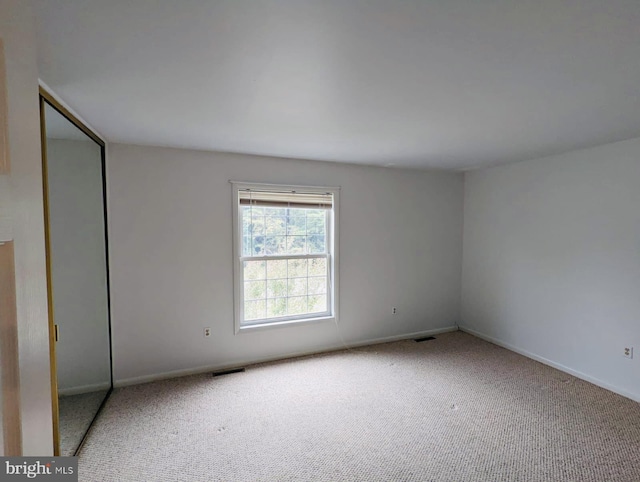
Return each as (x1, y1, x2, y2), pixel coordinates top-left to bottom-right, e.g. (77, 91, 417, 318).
(41, 95, 112, 456)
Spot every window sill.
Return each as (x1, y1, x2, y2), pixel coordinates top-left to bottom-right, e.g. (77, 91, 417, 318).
(237, 316, 335, 334)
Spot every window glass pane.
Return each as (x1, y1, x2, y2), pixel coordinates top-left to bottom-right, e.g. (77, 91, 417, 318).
(265, 215, 286, 236)
(288, 278, 307, 296)
(244, 280, 266, 300)
(248, 210, 265, 236)
(308, 258, 326, 276)
(288, 296, 307, 315)
(308, 276, 327, 295)
(242, 213, 251, 236)
(306, 211, 326, 234)
(288, 259, 307, 278)
(264, 236, 286, 255)
(286, 236, 306, 254)
(252, 218, 266, 236)
(307, 235, 325, 254)
(290, 207, 307, 215)
(308, 295, 327, 313)
(287, 214, 306, 235)
(266, 259, 287, 279)
(267, 298, 287, 318)
(244, 260, 266, 280)
(250, 236, 265, 256)
(242, 235, 252, 256)
(245, 300, 266, 321)
(264, 207, 286, 217)
(267, 279, 287, 298)
(244, 206, 265, 217)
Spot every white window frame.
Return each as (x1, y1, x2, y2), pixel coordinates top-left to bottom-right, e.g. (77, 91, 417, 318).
(231, 181, 340, 333)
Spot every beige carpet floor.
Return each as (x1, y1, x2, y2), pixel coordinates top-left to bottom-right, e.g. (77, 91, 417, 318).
(78, 332, 640, 481)
(59, 389, 109, 456)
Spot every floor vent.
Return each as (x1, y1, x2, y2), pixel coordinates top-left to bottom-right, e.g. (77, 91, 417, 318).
(414, 336, 436, 343)
(212, 367, 245, 377)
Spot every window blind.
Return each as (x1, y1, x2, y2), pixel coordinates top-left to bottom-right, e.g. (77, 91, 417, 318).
(238, 190, 333, 209)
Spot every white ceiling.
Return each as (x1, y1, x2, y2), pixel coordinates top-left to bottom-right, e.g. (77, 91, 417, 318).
(34, 0, 640, 170)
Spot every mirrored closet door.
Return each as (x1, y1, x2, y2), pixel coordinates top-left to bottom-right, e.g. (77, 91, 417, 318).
(40, 91, 112, 456)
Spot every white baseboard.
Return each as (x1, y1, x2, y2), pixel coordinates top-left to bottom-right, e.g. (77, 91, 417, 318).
(58, 381, 111, 397)
(114, 325, 459, 388)
(459, 325, 640, 403)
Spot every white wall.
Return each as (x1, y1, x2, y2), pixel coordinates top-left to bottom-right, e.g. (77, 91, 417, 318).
(0, 0, 53, 455)
(462, 137, 640, 401)
(46, 139, 110, 394)
(108, 144, 464, 385)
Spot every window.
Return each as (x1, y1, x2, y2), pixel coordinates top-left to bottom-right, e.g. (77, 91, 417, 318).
(232, 182, 339, 332)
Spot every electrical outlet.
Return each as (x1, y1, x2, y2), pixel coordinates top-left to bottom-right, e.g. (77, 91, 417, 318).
(392, 307, 397, 315)
(204, 327, 211, 338)
(624, 347, 633, 359)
